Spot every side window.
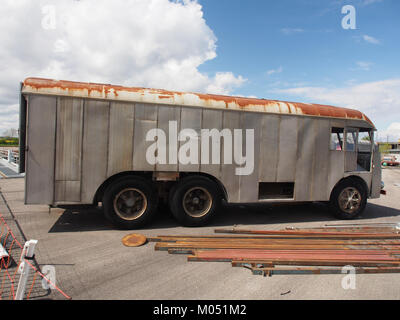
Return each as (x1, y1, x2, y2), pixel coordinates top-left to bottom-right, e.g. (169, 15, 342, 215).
(345, 129, 358, 152)
(330, 127, 344, 151)
(358, 131, 372, 148)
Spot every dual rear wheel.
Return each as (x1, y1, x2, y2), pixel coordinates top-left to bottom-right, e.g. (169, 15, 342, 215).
(102, 176, 223, 229)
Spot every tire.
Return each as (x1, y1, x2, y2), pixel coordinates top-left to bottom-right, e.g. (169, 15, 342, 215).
(329, 178, 368, 220)
(102, 176, 158, 229)
(169, 176, 223, 227)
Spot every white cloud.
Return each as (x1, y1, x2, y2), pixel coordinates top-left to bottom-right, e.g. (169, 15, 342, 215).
(0, 0, 245, 133)
(355, 61, 373, 71)
(363, 34, 381, 44)
(266, 66, 283, 76)
(280, 28, 304, 35)
(361, 0, 384, 6)
(378, 122, 400, 142)
(273, 79, 400, 139)
(206, 72, 246, 95)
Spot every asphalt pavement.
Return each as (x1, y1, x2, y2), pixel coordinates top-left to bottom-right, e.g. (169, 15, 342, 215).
(0, 169, 400, 300)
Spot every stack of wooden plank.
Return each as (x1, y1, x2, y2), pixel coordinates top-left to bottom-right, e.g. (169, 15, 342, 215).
(150, 224, 400, 277)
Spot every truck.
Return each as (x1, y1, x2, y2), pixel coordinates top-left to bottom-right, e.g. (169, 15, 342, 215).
(19, 77, 382, 229)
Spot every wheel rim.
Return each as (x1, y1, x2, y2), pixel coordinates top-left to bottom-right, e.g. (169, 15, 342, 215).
(113, 188, 148, 221)
(182, 187, 213, 218)
(338, 187, 362, 214)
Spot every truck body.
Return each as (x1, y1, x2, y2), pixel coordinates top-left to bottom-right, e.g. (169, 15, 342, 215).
(19, 78, 382, 227)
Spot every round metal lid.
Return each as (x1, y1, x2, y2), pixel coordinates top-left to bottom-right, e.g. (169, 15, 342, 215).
(122, 234, 148, 247)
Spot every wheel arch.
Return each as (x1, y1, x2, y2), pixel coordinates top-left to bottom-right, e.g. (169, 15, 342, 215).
(93, 171, 152, 205)
(179, 172, 228, 201)
(330, 175, 369, 201)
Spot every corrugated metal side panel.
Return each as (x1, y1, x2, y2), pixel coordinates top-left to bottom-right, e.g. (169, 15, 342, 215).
(107, 102, 135, 176)
(55, 181, 81, 202)
(311, 119, 331, 201)
(294, 118, 315, 201)
(54, 97, 84, 202)
(199, 109, 223, 179)
(259, 115, 279, 182)
(25, 96, 57, 204)
(238, 113, 261, 202)
(179, 107, 202, 172)
(157, 105, 181, 172)
(55, 97, 83, 181)
(81, 100, 110, 203)
(328, 151, 345, 199)
(276, 117, 298, 182)
(132, 104, 158, 171)
(220, 111, 241, 202)
(371, 145, 382, 198)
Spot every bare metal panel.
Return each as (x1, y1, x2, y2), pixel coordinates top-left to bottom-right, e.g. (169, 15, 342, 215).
(328, 119, 347, 198)
(107, 102, 135, 176)
(345, 152, 357, 172)
(81, 100, 110, 203)
(55, 98, 83, 181)
(178, 107, 203, 172)
(328, 151, 345, 198)
(311, 119, 331, 201)
(277, 117, 298, 182)
(25, 96, 57, 204)
(200, 109, 223, 179)
(371, 145, 382, 198)
(294, 118, 315, 201)
(157, 105, 181, 172)
(55, 97, 83, 202)
(238, 113, 261, 203)
(344, 171, 372, 190)
(259, 114, 279, 182)
(55, 181, 81, 202)
(133, 103, 158, 171)
(179, 107, 202, 172)
(221, 111, 241, 202)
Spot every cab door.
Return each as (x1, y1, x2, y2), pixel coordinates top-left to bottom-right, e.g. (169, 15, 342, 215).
(344, 127, 359, 172)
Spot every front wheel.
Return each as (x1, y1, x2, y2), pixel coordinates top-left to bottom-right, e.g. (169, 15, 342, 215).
(102, 177, 158, 229)
(169, 176, 223, 227)
(329, 179, 367, 220)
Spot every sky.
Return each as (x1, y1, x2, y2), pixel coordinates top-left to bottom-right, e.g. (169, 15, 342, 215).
(0, 0, 399, 141)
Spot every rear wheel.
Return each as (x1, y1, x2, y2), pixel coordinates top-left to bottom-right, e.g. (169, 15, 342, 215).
(169, 176, 223, 227)
(103, 177, 158, 229)
(329, 178, 367, 220)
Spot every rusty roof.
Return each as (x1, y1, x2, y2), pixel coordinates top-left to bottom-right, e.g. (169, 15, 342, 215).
(22, 77, 375, 128)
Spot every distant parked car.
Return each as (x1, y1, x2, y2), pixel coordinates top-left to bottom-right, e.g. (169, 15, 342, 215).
(381, 155, 399, 166)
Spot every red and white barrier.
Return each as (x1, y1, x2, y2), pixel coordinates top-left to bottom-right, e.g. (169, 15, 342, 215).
(0, 213, 71, 300)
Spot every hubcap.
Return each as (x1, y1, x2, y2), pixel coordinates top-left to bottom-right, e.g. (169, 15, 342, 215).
(113, 188, 147, 221)
(182, 187, 213, 218)
(338, 187, 362, 214)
